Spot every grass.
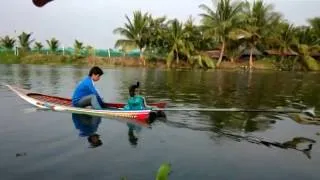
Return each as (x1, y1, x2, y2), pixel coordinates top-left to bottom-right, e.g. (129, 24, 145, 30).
(0, 52, 319, 71)
(0, 52, 21, 64)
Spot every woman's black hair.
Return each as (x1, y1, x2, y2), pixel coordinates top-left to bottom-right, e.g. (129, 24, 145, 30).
(89, 66, 104, 76)
(129, 82, 140, 97)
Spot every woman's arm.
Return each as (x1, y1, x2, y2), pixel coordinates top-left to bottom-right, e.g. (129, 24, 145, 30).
(140, 96, 153, 110)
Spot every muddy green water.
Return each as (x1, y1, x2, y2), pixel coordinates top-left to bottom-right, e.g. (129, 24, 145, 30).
(0, 64, 319, 180)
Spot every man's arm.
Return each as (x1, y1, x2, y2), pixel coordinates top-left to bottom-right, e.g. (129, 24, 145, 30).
(87, 80, 105, 107)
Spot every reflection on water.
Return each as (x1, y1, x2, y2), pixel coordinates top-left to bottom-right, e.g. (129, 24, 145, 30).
(69, 111, 317, 160)
(71, 113, 103, 148)
(209, 129, 316, 160)
(49, 67, 60, 94)
(2, 65, 320, 135)
(1, 65, 320, 179)
(163, 116, 316, 159)
(127, 122, 142, 147)
(72, 67, 86, 84)
(71, 113, 147, 148)
(134, 70, 320, 132)
(17, 64, 31, 89)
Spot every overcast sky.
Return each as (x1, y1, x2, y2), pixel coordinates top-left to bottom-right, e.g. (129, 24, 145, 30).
(0, 0, 319, 49)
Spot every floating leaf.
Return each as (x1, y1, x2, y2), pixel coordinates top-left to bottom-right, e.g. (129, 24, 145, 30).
(156, 163, 171, 180)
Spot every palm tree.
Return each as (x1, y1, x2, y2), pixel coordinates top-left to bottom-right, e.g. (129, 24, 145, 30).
(46, 38, 59, 53)
(294, 26, 319, 54)
(229, 0, 282, 68)
(18, 32, 35, 51)
(74, 39, 84, 56)
(86, 45, 95, 56)
(0, 36, 16, 50)
(165, 19, 193, 67)
(272, 22, 298, 56)
(294, 26, 320, 71)
(34, 41, 43, 52)
(113, 11, 149, 65)
(183, 16, 215, 68)
(146, 15, 168, 51)
(308, 17, 320, 38)
(267, 22, 298, 70)
(303, 18, 320, 52)
(199, 0, 243, 67)
(184, 16, 202, 50)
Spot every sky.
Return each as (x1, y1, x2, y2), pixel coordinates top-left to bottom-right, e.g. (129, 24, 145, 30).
(0, 0, 319, 49)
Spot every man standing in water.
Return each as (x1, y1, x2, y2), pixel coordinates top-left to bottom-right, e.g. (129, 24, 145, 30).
(72, 66, 105, 110)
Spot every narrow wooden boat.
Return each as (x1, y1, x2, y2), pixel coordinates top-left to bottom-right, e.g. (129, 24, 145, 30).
(6, 85, 166, 125)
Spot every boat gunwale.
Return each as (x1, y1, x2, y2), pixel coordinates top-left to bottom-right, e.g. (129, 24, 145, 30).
(6, 85, 153, 114)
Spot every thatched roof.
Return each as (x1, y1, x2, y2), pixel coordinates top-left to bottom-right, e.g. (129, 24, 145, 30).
(241, 47, 263, 56)
(204, 50, 226, 58)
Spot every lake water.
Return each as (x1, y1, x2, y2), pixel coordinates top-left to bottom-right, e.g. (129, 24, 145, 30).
(0, 64, 320, 180)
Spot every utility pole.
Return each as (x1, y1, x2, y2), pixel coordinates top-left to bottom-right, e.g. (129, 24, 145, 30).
(14, 30, 18, 56)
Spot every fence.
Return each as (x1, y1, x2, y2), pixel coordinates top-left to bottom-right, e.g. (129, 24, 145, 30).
(0, 47, 141, 58)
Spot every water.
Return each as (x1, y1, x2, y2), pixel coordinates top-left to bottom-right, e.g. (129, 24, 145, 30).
(0, 64, 320, 180)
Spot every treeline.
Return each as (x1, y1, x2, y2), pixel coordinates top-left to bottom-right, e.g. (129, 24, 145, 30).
(0, 33, 94, 57)
(113, 0, 320, 70)
(1, 0, 319, 70)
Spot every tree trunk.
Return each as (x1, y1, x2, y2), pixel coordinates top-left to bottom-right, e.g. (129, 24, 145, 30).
(216, 41, 225, 68)
(249, 46, 253, 69)
(139, 48, 145, 66)
(175, 49, 179, 65)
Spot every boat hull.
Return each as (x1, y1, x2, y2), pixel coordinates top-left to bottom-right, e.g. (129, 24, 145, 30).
(6, 85, 166, 125)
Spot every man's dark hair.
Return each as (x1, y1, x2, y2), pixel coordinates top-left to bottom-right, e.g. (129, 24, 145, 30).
(89, 66, 104, 76)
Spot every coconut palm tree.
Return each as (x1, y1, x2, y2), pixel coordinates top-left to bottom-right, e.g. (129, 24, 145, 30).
(113, 11, 150, 65)
(199, 0, 243, 67)
(294, 26, 319, 54)
(0, 36, 16, 50)
(165, 19, 193, 67)
(46, 38, 59, 53)
(17, 32, 35, 51)
(308, 17, 320, 38)
(272, 22, 298, 56)
(293, 26, 320, 71)
(146, 15, 168, 53)
(184, 16, 202, 50)
(229, 0, 282, 68)
(142, 15, 169, 61)
(74, 39, 84, 56)
(86, 45, 95, 56)
(266, 22, 299, 70)
(34, 41, 43, 52)
(183, 17, 215, 68)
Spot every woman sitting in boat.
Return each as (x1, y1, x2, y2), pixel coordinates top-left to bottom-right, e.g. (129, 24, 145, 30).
(123, 82, 166, 122)
(72, 66, 105, 110)
(123, 82, 151, 111)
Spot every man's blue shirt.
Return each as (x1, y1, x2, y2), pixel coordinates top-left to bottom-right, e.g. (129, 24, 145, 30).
(72, 76, 104, 107)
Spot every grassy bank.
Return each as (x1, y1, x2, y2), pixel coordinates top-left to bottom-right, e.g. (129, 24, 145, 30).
(1, 52, 319, 71)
